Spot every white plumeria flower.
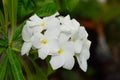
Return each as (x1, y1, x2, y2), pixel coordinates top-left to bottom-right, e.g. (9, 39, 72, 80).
(26, 12, 60, 34)
(21, 12, 91, 72)
(31, 32, 59, 59)
(21, 25, 33, 55)
(70, 27, 88, 53)
(50, 41, 75, 70)
(70, 26, 90, 72)
(58, 15, 80, 41)
(59, 15, 79, 34)
(76, 40, 91, 72)
(77, 26, 88, 40)
(21, 42, 32, 55)
(21, 12, 60, 56)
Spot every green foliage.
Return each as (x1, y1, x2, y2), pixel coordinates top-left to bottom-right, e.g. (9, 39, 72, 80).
(0, 38, 8, 56)
(62, 70, 81, 80)
(0, 55, 8, 80)
(13, 22, 25, 41)
(102, 5, 120, 23)
(78, 0, 101, 21)
(0, 10, 6, 37)
(36, 2, 57, 17)
(17, 0, 35, 20)
(28, 57, 48, 80)
(18, 56, 35, 80)
(0, 38, 8, 47)
(7, 48, 25, 80)
(0, 0, 58, 80)
(17, 0, 56, 20)
(56, 0, 79, 12)
(0, 10, 4, 26)
(0, 47, 5, 56)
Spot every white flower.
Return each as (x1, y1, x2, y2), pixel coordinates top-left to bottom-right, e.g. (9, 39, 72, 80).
(59, 15, 79, 34)
(21, 42, 32, 55)
(22, 25, 32, 42)
(50, 41, 75, 70)
(70, 27, 88, 53)
(58, 15, 80, 41)
(21, 12, 91, 72)
(31, 32, 59, 59)
(76, 40, 91, 72)
(26, 12, 60, 34)
(70, 26, 90, 72)
(21, 25, 33, 55)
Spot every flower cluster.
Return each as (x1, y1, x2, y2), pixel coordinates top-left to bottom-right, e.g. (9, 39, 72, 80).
(21, 12, 91, 72)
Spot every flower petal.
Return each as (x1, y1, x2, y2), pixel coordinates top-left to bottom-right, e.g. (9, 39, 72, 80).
(61, 41, 75, 55)
(29, 14, 42, 22)
(71, 19, 80, 27)
(74, 40, 83, 53)
(77, 56, 87, 72)
(26, 21, 39, 27)
(46, 39, 59, 54)
(32, 26, 43, 34)
(21, 42, 32, 55)
(50, 56, 64, 70)
(78, 27, 88, 40)
(22, 25, 32, 41)
(76, 40, 91, 72)
(50, 12, 59, 17)
(81, 40, 91, 59)
(59, 33, 70, 41)
(31, 33, 43, 49)
(44, 17, 60, 29)
(38, 48, 48, 59)
(45, 28, 60, 39)
(63, 56, 75, 70)
(64, 15, 70, 20)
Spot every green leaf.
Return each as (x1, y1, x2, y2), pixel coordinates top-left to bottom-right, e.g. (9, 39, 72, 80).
(23, 0, 28, 7)
(0, 10, 4, 27)
(18, 56, 34, 80)
(5, 62, 15, 80)
(28, 57, 47, 80)
(0, 10, 8, 38)
(7, 0, 18, 43)
(2, 0, 9, 38)
(17, 1, 35, 20)
(7, 48, 25, 80)
(36, 2, 57, 17)
(62, 0, 79, 12)
(7, 0, 18, 27)
(0, 38, 8, 46)
(13, 22, 25, 41)
(0, 47, 5, 56)
(0, 55, 8, 80)
(46, 56, 55, 77)
(102, 5, 120, 22)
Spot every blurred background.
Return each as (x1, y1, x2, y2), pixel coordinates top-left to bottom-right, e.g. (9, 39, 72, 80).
(1, 0, 120, 80)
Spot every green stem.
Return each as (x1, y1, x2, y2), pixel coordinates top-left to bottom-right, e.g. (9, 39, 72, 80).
(9, 24, 15, 45)
(8, 0, 18, 47)
(2, 0, 8, 38)
(9, 13, 15, 46)
(12, 47, 37, 54)
(12, 47, 21, 53)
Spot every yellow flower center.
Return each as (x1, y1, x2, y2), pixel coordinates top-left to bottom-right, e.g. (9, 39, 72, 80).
(40, 22, 46, 27)
(41, 39, 48, 45)
(71, 38, 76, 42)
(58, 48, 63, 55)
